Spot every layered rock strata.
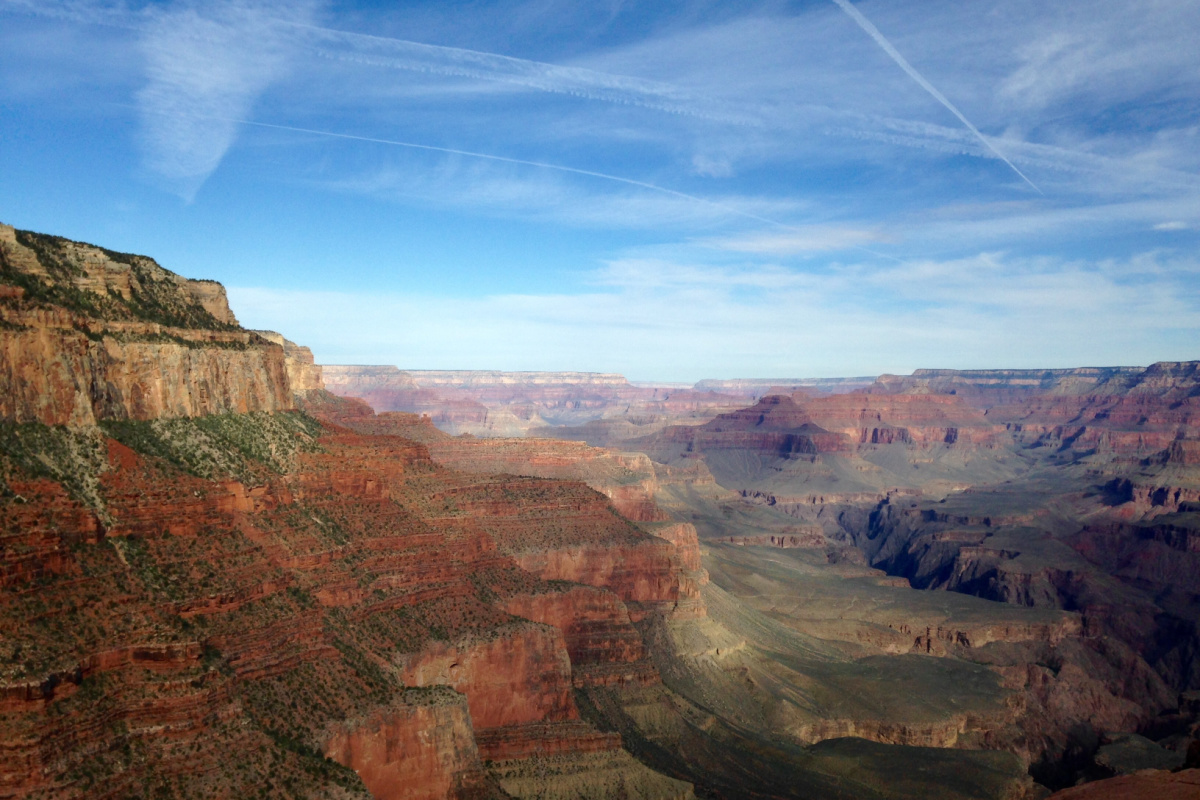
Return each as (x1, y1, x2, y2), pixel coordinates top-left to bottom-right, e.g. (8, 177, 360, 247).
(253, 330, 324, 394)
(0, 224, 294, 425)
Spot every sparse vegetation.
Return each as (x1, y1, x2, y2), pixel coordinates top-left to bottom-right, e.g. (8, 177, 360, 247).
(8, 229, 239, 331)
(100, 411, 324, 481)
(0, 421, 109, 513)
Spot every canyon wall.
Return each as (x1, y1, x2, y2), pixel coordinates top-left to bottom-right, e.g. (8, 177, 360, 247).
(253, 330, 324, 394)
(0, 224, 295, 425)
(0, 227, 711, 799)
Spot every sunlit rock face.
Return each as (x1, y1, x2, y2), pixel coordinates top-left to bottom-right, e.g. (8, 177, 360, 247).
(253, 330, 324, 394)
(0, 223, 294, 426)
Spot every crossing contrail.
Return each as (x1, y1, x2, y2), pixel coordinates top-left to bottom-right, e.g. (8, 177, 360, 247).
(831, 0, 1042, 194)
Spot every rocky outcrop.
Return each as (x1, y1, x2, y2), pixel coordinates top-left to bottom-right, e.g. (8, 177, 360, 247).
(498, 585, 658, 687)
(1046, 768, 1200, 799)
(253, 330, 324, 394)
(399, 624, 577, 730)
(324, 689, 492, 800)
(0, 224, 294, 425)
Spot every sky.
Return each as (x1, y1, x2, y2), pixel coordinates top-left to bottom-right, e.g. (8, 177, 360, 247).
(1, 0, 1198, 382)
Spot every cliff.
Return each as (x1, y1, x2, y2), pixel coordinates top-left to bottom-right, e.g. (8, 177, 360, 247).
(253, 330, 324, 394)
(871, 367, 1147, 407)
(0, 224, 294, 425)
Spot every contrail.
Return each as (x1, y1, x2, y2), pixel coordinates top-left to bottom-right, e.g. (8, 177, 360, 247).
(222, 117, 787, 228)
(221, 117, 910, 262)
(830, 0, 1041, 193)
(284, 22, 754, 126)
(0, 0, 747, 124)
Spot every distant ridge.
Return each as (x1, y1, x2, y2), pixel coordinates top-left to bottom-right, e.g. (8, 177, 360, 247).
(402, 370, 630, 388)
(692, 377, 876, 396)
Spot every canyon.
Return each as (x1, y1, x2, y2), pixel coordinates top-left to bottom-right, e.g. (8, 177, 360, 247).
(3, 223, 1199, 799)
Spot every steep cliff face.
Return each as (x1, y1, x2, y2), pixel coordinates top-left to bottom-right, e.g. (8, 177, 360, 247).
(254, 330, 324, 394)
(0, 224, 294, 425)
(864, 363, 1200, 458)
(0, 227, 713, 798)
(324, 689, 491, 800)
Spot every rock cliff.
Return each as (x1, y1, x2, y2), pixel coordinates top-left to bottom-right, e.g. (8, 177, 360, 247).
(0, 229, 715, 799)
(253, 330, 324, 394)
(0, 224, 295, 425)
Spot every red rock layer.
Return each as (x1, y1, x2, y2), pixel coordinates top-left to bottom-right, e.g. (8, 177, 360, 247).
(324, 690, 491, 800)
(0, 408, 700, 797)
(498, 586, 658, 687)
(1046, 768, 1200, 800)
(399, 624, 576, 729)
(801, 392, 1006, 447)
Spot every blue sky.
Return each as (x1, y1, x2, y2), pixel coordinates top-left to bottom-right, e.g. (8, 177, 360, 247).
(1, 0, 1198, 381)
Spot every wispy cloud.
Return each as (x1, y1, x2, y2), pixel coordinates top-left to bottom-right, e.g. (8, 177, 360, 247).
(285, 20, 756, 126)
(313, 157, 803, 231)
(709, 227, 888, 256)
(135, 0, 319, 197)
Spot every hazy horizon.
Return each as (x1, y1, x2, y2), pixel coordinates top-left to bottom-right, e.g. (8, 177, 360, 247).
(2, 0, 1198, 381)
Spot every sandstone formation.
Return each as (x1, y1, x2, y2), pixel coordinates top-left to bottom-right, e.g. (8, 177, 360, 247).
(253, 330, 324, 394)
(0, 224, 295, 425)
